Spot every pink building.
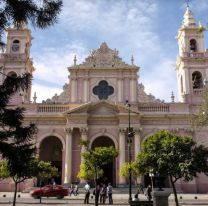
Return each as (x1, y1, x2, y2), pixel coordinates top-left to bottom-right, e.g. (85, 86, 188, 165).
(0, 7, 208, 193)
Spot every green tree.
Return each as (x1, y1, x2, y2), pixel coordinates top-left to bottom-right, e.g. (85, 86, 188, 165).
(0, 73, 37, 206)
(119, 161, 140, 185)
(0, 1, 62, 204)
(0, 159, 58, 204)
(78, 141, 118, 206)
(77, 163, 103, 180)
(136, 130, 208, 206)
(0, 160, 9, 181)
(31, 160, 58, 203)
(0, 0, 63, 47)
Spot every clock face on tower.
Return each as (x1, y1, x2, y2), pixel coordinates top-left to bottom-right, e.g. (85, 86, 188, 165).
(11, 44, 20, 52)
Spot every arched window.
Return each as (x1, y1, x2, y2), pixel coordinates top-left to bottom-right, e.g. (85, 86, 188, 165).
(190, 39, 197, 52)
(11, 39, 20, 52)
(192, 71, 203, 89)
(7, 71, 17, 78)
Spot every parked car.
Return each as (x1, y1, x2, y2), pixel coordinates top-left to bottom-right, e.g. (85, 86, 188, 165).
(31, 185, 68, 199)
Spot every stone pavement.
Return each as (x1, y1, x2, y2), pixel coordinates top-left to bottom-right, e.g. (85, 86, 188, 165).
(0, 192, 208, 206)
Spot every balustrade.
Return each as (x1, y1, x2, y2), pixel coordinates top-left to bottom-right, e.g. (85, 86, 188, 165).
(182, 52, 208, 58)
(37, 104, 70, 113)
(138, 104, 169, 112)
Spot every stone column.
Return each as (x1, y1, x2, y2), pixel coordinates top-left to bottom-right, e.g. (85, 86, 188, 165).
(70, 76, 77, 102)
(118, 128, 126, 185)
(80, 127, 88, 163)
(64, 127, 73, 184)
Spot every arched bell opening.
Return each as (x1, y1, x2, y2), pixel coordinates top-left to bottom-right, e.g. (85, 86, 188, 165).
(192, 71, 203, 89)
(190, 39, 197, 52)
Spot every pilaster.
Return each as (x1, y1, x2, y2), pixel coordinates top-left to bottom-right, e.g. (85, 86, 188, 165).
(83, 77, 89, 102)
(118, 77, 123, 102)
(130, 77, 137, 102)
(70, 76, 77, 102)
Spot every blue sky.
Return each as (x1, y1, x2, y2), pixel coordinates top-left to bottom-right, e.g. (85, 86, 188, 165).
(30, 0, 208, 103)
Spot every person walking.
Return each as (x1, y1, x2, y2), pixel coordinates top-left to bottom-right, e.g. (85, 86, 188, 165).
(94, 185, 100, 206)
(84, 182, 90, 204)
(69, 184, 74, 196)
(100, 184, 107, 204)
(74, 183, 79, 196)
(138, 183, 144, 194)
(107, 183, 113, 204)
(145, 185, 152, 201)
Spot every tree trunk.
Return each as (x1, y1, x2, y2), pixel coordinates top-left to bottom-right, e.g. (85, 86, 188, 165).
(13, 182, 18, 206)
(94, 166, 98, 206)
(39, 180, 42, 204)
(170, 175, 179, 206)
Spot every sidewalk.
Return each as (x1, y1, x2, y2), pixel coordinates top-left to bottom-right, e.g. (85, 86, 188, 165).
(0, 192, 207, 206)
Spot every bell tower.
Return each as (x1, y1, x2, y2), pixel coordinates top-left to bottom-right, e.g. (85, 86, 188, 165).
(0, 25, 34, 104)
(176, 6, 208, 104)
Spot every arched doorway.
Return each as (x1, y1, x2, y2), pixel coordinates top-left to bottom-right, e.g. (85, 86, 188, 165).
(91, 136, 116, 186)
(39, 136, 63, 185)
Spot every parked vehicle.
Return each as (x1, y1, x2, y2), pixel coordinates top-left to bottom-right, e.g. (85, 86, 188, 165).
(31, 185, 68, 199)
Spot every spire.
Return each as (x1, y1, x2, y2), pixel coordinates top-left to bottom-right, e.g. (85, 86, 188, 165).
(131, 55, 134, 65)
(73, 55, 77, 66)
(182, 6, 196, 27)
(33, 92, 37, 103)
(171, 91, 175, 103)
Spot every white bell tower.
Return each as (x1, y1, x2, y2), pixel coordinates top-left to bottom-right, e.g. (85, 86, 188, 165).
(176, 6, 208, 104)
(0, 25, 34, 104)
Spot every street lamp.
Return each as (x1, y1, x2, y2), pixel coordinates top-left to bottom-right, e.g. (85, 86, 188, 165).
(126, 100, 134, 202)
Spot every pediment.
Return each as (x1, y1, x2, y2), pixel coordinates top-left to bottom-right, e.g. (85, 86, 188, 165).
(64, 100, 140, 116)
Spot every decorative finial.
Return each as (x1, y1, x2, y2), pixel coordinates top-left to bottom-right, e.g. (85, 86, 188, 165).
(33, 92, 37, 103)
(171, 91, 175, 103)
(131, 55, 134, 65)
(73, 55, 77, 66)
(185, 0, 190, 8)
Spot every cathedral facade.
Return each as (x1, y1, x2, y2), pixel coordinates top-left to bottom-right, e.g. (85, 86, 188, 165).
(1, 7, 208, 193)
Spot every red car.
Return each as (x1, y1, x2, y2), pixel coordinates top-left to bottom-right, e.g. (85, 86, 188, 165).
(31, 185, 68, 199)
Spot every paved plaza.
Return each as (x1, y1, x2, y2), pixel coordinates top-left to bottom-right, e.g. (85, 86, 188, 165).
(0, 192, 208, 206)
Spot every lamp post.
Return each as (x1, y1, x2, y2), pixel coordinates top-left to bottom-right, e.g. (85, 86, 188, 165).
(126, 100, 133, 202)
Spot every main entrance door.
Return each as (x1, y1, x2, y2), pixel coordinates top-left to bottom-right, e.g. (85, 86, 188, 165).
(39, 136, 63, 185)
(91, 136, 116, 186)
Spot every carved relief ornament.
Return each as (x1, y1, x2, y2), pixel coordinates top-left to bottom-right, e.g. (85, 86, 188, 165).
(65, 127, 73, 134)
(78, 42, 134, 68)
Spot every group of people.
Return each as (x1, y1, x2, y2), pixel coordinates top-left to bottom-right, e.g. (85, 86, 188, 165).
(133, 183, 152, 202)
(84, 182, 113, 204)
(69, 183, 79, 196)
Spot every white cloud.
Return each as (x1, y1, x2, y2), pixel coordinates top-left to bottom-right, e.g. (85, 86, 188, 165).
(141, 59, 177, 102)
(31, 0, 179, 102)
(31, 42, 88, 101)
(31, 84, 63, 103)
